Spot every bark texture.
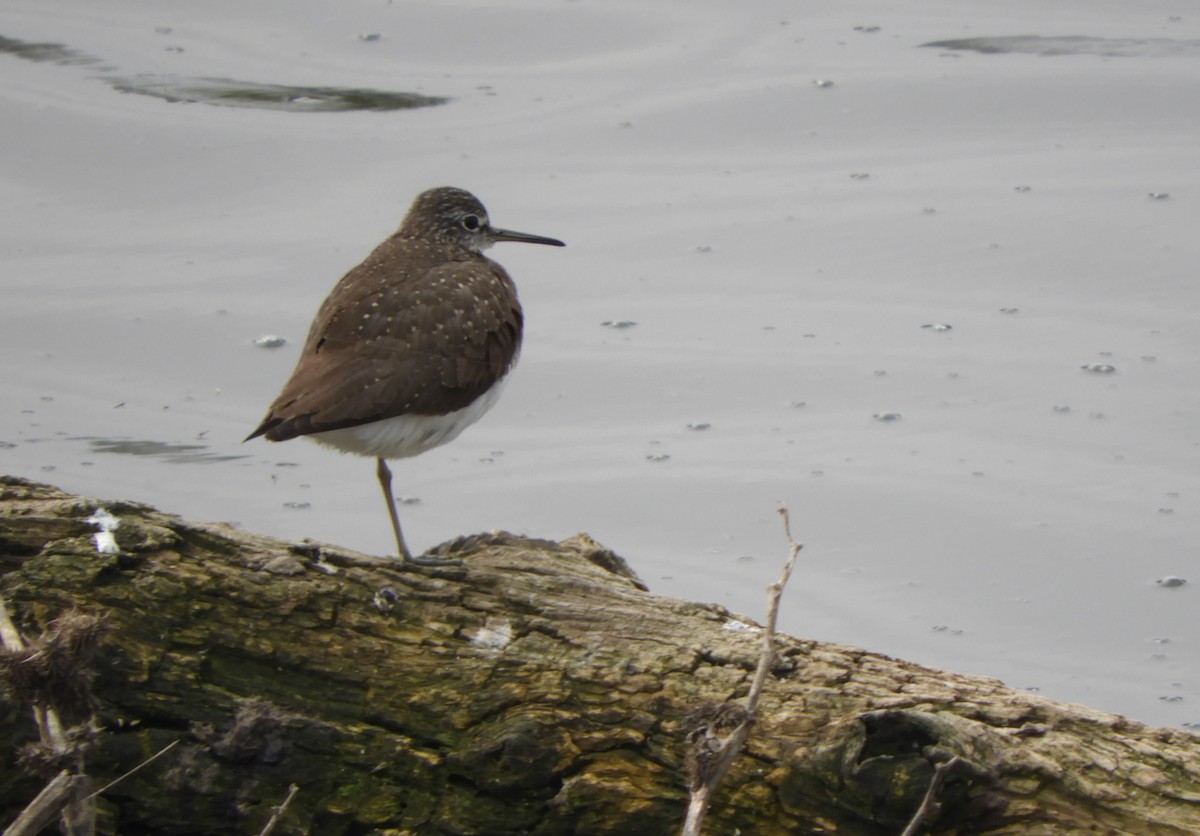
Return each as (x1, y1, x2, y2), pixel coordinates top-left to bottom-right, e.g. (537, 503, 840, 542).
(2, 475, 1199, 835)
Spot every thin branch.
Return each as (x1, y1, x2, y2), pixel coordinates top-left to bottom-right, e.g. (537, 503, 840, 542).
(85, 739, 180, 800)
(2, 771, 75, 836)
(257, 784, 300, 836)
(900, 755, 964, 836)
(680, 505, 803, 836)
(0, 596, 29, 651)
(1, 598, 69, 752)
(1, 598, 96, 834)
(746, 506, 802, 708)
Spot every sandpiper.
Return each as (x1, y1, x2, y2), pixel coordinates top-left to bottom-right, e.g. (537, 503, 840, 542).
(246, 187, 564, 564)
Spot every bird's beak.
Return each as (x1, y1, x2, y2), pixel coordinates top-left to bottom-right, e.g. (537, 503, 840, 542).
(487, 226, 566, 247)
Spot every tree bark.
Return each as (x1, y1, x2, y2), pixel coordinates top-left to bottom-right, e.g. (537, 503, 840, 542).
(2, 475, 1199, 835)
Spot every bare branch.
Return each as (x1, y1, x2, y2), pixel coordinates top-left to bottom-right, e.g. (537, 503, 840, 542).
(85, 739, 180, 801)
(1, 599, 102, 834)
(2, 771, 75, 836)
(680, 505, 803, 836)
(0, 597, 28, 652)
(900, 755, 965, 836)
(258, 784, 300, 836)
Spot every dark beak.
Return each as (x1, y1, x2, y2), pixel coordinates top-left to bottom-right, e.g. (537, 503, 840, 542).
(488, 226, 566, 247)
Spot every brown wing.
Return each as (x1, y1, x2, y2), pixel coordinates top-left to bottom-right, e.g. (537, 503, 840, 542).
(247, 247, 522, 443)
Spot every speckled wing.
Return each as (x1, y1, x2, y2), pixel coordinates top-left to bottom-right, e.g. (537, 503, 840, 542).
(247, 257, 522, 442)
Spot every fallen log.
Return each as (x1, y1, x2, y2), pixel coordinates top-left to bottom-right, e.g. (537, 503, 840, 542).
(1, 475, 1199, 834)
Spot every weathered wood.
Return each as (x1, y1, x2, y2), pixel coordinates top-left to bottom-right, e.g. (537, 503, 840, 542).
(2, 475, 1199, 835)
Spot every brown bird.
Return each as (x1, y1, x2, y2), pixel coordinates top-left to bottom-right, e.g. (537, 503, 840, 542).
(246, 187, 564, 565)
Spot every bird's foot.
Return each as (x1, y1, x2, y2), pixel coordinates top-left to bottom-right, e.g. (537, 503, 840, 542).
(401, 551, 467, 577)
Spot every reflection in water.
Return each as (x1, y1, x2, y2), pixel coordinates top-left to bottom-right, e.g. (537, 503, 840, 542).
(0, 34, 101, 66)
(82, 438, 248, 464)
(108, 76, 449, 112)
(0, 33, 450, 113)
(923, 35, 1200, 58)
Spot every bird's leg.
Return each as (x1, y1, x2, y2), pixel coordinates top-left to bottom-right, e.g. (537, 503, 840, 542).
(375, 458, 464, 569)
(376, 458, 412, 562)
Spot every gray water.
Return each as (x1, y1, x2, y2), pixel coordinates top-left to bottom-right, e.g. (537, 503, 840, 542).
(2, 0, 1198, 727)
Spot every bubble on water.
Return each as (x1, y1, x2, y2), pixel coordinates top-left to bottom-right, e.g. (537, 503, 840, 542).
(283, 501, 311, 510)
(1053, 405, 1071, 413)
(1089, 412, 1106, 420)
(789, 400, 807, 408)
(1158, 507, 1175, 515)
(999, 307, 1020, 314)
(254, 335, 287, 348)
(1148, 192, 1171, 200)
(686, 422, 711, 431)
(600, 320, 637, 329)
(813, 78, 835, 88)
(1159, 695, 1184, 702)
(646, 453, 671, 463)
(397, 496, 421, 506)
(873, 412, 902, 422)
(1013, 185, 1032, 193)
(358, 33, 382, 42)
(1142, 355, 1157, 362)
(1157, 576, 1187, 588)
(873, 370, 888, 377)
(922, 207, 937, 214)
(853, 25, 881, 33)
(922, 323, 953, 332)
(1081, 363, 1117, 374)
(1151, 637, 1172, 644)
(849, 172, 870, 180)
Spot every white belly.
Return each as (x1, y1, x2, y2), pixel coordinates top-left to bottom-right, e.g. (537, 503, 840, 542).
(307, 378, 508, 460)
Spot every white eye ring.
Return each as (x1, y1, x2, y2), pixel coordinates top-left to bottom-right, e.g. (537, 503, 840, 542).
(461, 214, 481, 231)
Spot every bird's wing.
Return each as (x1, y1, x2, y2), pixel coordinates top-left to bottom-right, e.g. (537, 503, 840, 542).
(247, 260, 522, 442)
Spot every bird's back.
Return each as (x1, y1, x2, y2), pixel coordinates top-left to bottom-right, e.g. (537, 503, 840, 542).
(247, 232, 523, 443)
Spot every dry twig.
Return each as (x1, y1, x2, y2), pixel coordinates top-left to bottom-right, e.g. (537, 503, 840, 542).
(0, 600, 103, 836)
(899, 755, 965, 836)
(85, 739, 181, 801)
(680, 506, 803, 836)
(258, 784, 301, 836)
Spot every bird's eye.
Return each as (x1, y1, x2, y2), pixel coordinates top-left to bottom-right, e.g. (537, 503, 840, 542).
(461, 214, 481, 231)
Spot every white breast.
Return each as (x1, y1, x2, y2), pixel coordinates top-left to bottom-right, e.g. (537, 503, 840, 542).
(307, 377, 509, 460)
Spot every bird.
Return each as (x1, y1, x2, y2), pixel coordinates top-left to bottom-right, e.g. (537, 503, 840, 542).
(246, 187, 564, 565)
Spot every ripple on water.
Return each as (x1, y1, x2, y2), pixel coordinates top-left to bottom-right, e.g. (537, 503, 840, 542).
(922, 35, 1200, 59)
(81, 437, 249, 464)
(0, 33, 451, 113)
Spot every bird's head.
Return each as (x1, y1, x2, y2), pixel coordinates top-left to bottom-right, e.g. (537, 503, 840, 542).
(402, 187, 565, 253)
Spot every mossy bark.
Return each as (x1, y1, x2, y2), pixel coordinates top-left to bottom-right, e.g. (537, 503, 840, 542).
(2, 475, 1199, 835)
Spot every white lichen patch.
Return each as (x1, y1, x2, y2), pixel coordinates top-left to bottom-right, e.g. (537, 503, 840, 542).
(471, 618, 514, 650)
(722, 619, 761, 634)
(86, 508, 120, 554)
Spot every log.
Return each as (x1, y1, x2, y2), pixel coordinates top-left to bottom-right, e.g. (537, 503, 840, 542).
(2, 475, 1199, 835)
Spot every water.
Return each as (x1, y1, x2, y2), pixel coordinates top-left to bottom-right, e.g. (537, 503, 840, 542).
(2, 0, 1199, 727)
